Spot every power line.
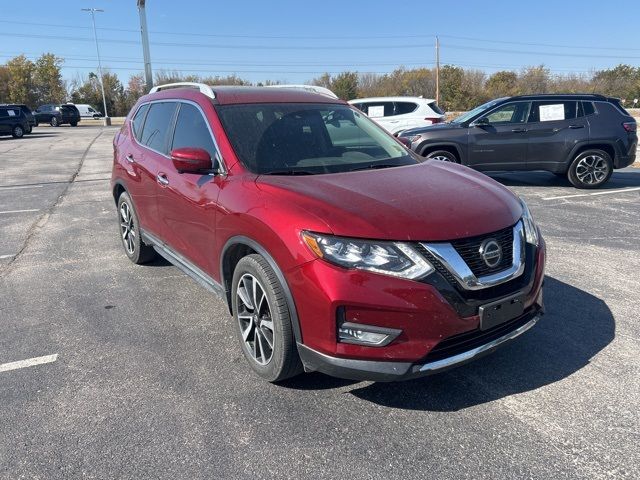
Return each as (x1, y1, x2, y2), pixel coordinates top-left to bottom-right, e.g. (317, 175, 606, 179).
(1, 19, 639, 53)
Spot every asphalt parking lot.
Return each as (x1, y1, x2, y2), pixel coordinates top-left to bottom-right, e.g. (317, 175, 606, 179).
(1, 126, 639, 479)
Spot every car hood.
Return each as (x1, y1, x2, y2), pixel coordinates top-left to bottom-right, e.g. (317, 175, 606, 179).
(256, 162, 522, 242)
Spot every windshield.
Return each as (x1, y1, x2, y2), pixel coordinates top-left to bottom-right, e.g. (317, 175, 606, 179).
(216, 103, 417, 174)
(451, 98, 507, 124)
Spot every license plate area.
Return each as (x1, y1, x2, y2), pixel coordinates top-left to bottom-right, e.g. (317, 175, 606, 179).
(479, 293, 525, 331)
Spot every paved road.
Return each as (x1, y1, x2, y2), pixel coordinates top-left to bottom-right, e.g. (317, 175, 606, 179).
(1, 127, 638, 479)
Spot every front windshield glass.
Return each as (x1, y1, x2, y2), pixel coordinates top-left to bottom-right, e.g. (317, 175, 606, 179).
(216, 103, 417, 174)
(451, 98, 506, 124)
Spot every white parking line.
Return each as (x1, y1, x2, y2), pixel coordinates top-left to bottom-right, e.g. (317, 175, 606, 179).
(0, 354, 58, 373)
(543, 187, 640, 201)
(0, 254, 14, 259)
(0, 209, 40, 215)
(0, 185, 45, 190)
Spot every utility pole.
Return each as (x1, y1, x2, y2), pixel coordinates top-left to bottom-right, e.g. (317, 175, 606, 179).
(81, 8, 111, 126)
(435, 36, 440, 106)
(137, 0, 153, 90)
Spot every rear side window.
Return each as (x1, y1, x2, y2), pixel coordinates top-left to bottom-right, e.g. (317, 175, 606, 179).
(140, 102, 177, 154)
(394, 102, 418, 115)
(171, 103, 218, 164)
(528, 101, 578, 122)
(428, 102, 445, 115)
(131, 104, 150, 140)
(364, 102, 394, 117)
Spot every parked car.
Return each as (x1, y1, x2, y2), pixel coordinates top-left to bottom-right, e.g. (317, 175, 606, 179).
(349, 96, 445, 135)
(73, 103, 103, 118)
(0, 104, 36, 133)
(0, 106, 30, 138)
(111, 83, 546, 382)
(34, 104, 81, 127)
(399, 94, 638, 189)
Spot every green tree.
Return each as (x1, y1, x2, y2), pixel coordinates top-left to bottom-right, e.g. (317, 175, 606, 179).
(5, 55, 35, 105)
(440, 65, 465, 111)
(33, 53, 66, 104)
(591, 64, 640, 100)
(0, 66, 9, 102)
(330, 71, 359, 100)
(486, 71, 518, 98)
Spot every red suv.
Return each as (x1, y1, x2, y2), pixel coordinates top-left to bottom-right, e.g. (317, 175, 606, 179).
(111, 83, 546, 382)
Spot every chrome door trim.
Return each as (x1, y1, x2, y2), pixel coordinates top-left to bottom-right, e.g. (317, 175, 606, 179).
(140, 229, 226, 298)
(421, 221, 525, 290)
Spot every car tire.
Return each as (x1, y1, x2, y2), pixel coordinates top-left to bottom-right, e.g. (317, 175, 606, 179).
(117, 192, 157, 264)
(50, 117, 59, 127)
(11, 125, 24, 138)
(567, 149, 613, 189)
(34, 121, 39, 127)
(231, 254, 303, 382)
(70, 122, 78, 127)
(425, 149, 459, 163)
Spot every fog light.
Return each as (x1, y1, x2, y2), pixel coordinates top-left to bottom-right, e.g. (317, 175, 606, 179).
(337, 322, 401, 347)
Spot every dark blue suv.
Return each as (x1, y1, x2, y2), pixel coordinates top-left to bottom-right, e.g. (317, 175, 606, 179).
(400, 94, 637, 188)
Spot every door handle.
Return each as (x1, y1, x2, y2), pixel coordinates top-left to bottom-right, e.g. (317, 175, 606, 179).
(125, 154, 135, 163)
(511, 128, 527, 133)
(156, 173, 169, 186)
(568, 124, 585, 129)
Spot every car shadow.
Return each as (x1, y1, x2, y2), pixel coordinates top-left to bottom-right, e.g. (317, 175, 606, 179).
(284, 276, 614, 409)
(487, 169, 640, 188)
(0, 133, 61, 140)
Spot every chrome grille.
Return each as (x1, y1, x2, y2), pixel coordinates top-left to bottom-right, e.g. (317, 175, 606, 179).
(450, 225, 514, 277)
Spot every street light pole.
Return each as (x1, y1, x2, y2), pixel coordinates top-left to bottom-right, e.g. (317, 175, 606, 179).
(81, 8, 111, 126)
(137, 0, 153, 91)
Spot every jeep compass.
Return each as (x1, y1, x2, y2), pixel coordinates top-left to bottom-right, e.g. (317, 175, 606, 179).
(111, 83, 546, 382)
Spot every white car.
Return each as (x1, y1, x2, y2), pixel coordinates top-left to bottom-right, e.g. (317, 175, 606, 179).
(348, 96, 445, 135)
(72, 104, 103, 118)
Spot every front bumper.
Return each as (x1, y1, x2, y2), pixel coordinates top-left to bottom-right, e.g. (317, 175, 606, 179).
(298, 308, 541, 382)
(288, 236, 546, 381)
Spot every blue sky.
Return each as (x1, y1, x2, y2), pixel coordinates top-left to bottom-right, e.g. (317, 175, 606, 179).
(1, 0, 639, 86)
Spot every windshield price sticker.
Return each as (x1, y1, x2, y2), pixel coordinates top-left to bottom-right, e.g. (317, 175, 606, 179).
(368, 105, 385, 118)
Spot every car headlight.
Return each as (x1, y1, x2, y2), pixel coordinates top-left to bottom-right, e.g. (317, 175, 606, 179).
(302, 232, 434, 280)
(520, 198, 539, 246)
(402, 134, 421, 143)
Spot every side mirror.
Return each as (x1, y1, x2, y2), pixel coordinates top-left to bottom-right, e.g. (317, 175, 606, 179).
(170, 147, 213, 173)
(396, 136, 412, 148)
(472, 117, 489, 127)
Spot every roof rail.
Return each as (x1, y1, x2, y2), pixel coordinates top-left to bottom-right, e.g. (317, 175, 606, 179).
(149, 82, 215, 99)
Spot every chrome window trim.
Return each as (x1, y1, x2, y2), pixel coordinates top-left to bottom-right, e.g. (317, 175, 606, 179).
(421, 221, 525, 290)
(130, 98, 227, 175)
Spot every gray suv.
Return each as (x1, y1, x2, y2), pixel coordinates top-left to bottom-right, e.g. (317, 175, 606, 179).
(400, 94, 637, 188)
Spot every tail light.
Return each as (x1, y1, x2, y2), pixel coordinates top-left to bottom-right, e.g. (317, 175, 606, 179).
(622, 122, 636, 133)
(426, 117, 443, 124)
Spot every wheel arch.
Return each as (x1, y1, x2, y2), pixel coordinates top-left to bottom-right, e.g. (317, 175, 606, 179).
(418, 142, 463, 162)
(569, 143, 616, 165)
(220, 235, 303, 343)
(112, 180, 127, 205)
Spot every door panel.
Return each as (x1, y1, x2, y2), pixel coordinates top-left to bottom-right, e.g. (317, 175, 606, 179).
(467, 102, 531, 169)
(525, 100, 587, 169)
(128, 102, 178, 237)
(156, 102, 223, 276)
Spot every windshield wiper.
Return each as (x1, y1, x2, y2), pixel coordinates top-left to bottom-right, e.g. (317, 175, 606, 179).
(348, 163, 399, 172)
(262, 169, 315, 175)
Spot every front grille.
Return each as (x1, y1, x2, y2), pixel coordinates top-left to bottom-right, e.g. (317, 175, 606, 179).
(451, 225, 513, 277)
(423, 308, 537, 362)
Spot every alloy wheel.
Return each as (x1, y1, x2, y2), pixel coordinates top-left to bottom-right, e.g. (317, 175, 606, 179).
(119, 202, 135, 255)
(236, 273, 275, 365)
(575, 154, 609, 185)
(430, 154, 454, 162)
